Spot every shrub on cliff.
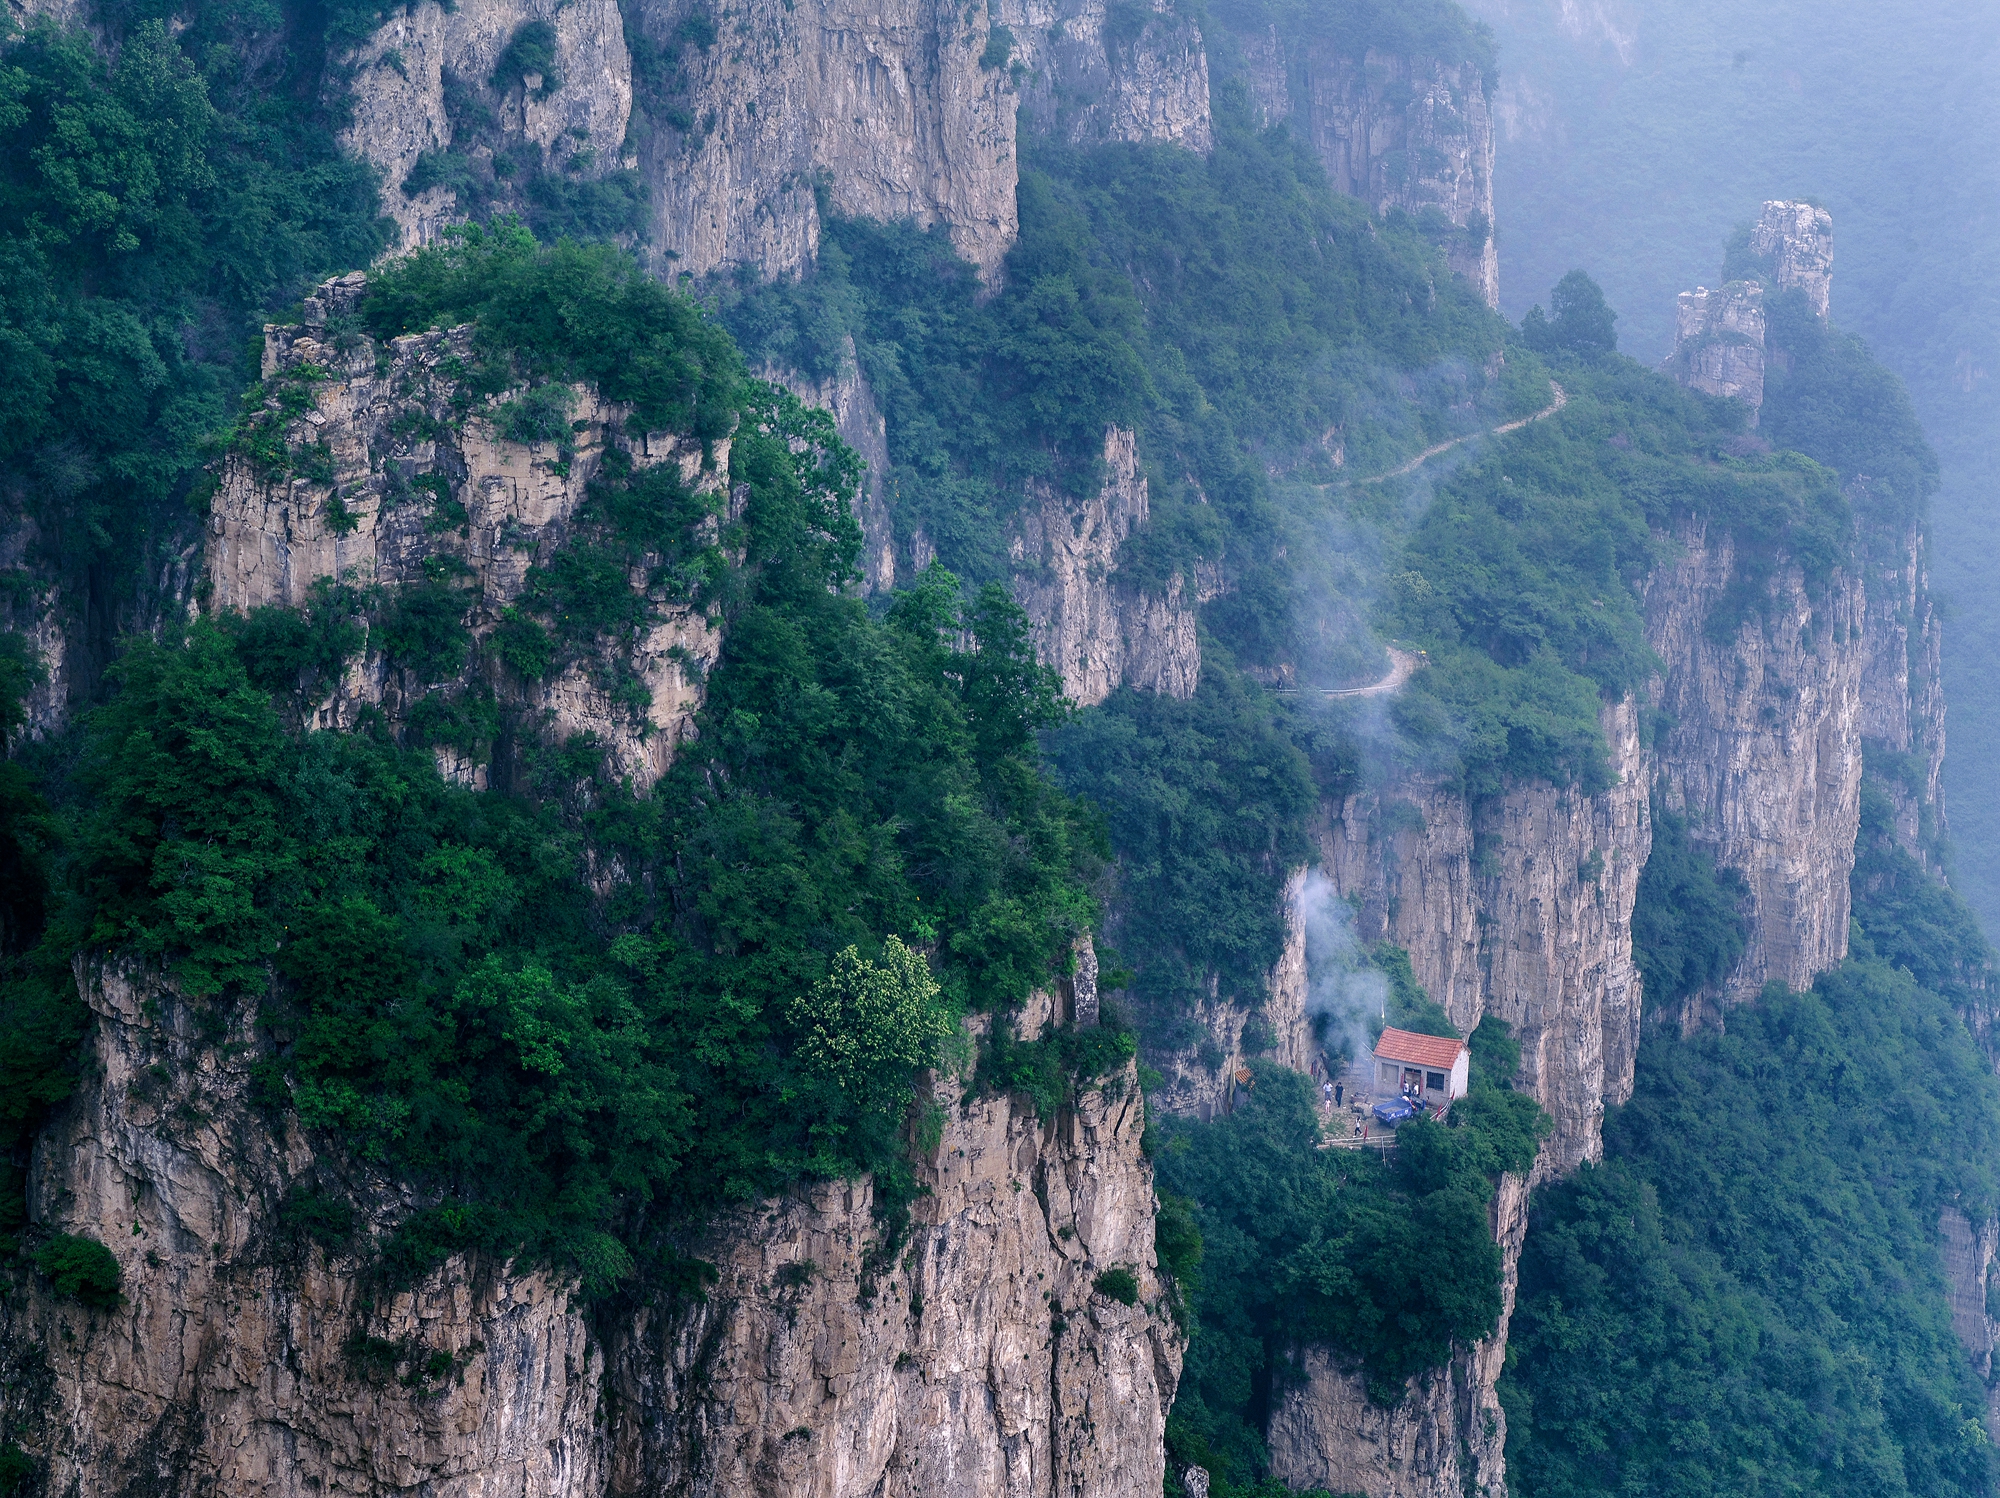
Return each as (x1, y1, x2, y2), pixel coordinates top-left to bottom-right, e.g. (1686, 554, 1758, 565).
(34, 1233, 122, 1308)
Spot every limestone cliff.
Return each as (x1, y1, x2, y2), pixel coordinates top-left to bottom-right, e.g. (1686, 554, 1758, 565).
(339, 0, 638, 251)
(1002, 0, 1213, 153)
(4, 961, 1180, 1497)
(1860, 519, 1948, 865)
(1642, 515, 1866, 1006)
(1233, 33, 1498, 305)
(1941, 1207, 2000, 1441)
(1753, 199, 1835, 320)
(771, 337, 898, 595)
(207, 274, 724, 789)
(1670, 281, 1766, 415)
(1010, 427, 1200, 707)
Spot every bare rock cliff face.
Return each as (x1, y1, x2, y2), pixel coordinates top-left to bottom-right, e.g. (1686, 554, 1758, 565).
(5, 964, 1179, 1497)
(1754, 199, 1835, 319)
(341, 0, 637, 250)
(1671, 281, 1767, 414)
(1010, 426, 1200, 707)
(1002, 0, 1213, 153)
(1642, 516, 1866, 1004)
(1236, 34, 1498, 305)
(1940, 1207, 2000, 1441)
(1860, 520, 1948, 863)
(207, 277, 724, 789)
(1322, 698, 1650, 1174)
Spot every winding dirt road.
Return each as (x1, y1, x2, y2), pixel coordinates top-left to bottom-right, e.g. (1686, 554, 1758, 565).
(1361, 380, 1568, 483)
(1323, 646, 1426, 699)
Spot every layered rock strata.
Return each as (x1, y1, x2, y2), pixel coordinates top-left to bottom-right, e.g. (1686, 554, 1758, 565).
(1235, 35, 1498, 305)
(340, 0, 638, 250)
(1860, 520, 1948, 862)
(1642, 516, 1867, 1004)
(1670, 280, 1767, 413)
(1002, 0, 1214, 152)
(1753, 198, 1835, 319)
(207, 274, 726, 789)
(5, 962, 1180, 1498)
(1010, 426, 1200, 707)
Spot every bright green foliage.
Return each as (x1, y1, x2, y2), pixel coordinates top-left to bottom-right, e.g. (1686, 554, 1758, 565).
(789, 938, 954, 1109)
(1503, 794, 2000, 1498)
(1093, 1265, 1139, 1305)
(976, 1007, 1138, 1118)
(0, 254, 1102, 1280)
(362, 224, 743, 446)
(1044, 670, 1335, 1019)
(0, 9, 390, 663)
(34, 1231, 122, 1307)
(1631, 809, 1748, 1008)
(1158, 1055, 1546, 1488)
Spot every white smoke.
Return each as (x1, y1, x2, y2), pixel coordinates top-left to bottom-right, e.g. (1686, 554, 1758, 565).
(1294, 868, 1387, 1071)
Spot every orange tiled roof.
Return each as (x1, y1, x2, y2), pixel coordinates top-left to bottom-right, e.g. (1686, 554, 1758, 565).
(1373, 1027, 1466, 1070)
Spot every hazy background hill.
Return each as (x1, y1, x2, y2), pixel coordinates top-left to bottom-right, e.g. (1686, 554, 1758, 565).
(1465, 0, 2000, 925)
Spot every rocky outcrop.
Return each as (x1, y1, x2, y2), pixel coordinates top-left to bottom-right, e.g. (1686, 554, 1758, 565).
(1267, 1173, 1530, 1498)
(1144, 870, 1318, 1122)
(1860, 519, 1947, 862)
(207, 274, 726, 789)
(1321, 698, 1649, 1175)
(630, 0, 1020, 283)
(1753, 199, 1835, 319)
(1181, 700, 1646, 1498)
(1010, 427, 1200, 707)
(0, 517, 71, 743)
(771, 338, 898, 595)
(1642, 516, 1866, 1004)
(340, 0, 637, 250)
(1670, 281, 1766, 414)
(5, 961, 1180, 1497)
(1940, 1207, 2000, 1440)
(1234, 38, 1498, 306)
(1003, 0, 1213, 153)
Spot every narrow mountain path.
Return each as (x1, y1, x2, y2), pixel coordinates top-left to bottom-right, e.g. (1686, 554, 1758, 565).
(1323, 646, 1426, 699)
(1360, 380, 1568, 483)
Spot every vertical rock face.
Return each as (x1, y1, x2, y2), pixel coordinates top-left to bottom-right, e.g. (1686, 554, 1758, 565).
(1753, 198, 1835, 319)
(1010, 427, 1200, 707)
(1002, 0, 1214, 152)
(1253, 701, 1649, 1498)
(614, 1058, 1180, 1497)
(1234, 39, 1498, 306)
(1642, 516, 1866, 1003)
(1266, 1173, 1530, 1498)
(340, 0, 637, 250)
(0, 518, 71, 742)
(1860, 519, 1948, 861)
(7, 963, 1179, 1498)
(207, 277, 726, 789)
(1940, 1208, 2000, 1439)
(1322, 699, 1649, 1171)
(630, 0, 1021, 282)
(1670, 281, 1767, 414)
(771, 338, 899, 594)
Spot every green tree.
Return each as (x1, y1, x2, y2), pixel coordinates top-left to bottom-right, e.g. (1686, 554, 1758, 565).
(787, 937, 955, 1108)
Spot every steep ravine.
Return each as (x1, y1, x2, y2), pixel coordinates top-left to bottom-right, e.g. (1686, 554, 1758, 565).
(3, 963, 1180, 1496)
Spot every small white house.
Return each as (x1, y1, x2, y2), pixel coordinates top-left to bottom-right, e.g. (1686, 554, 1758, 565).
(1372, 1027, 1469, 1105)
